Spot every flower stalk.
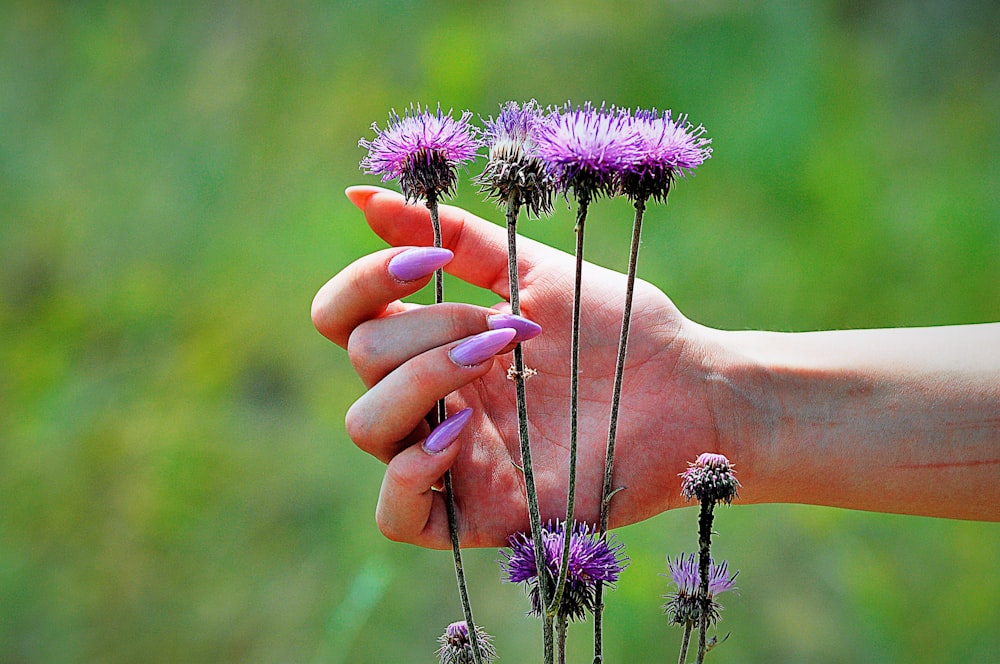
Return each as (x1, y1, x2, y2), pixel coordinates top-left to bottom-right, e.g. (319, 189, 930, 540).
(360, 104, 484, 663)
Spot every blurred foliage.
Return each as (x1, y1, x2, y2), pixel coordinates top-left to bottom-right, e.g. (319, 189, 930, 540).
(2, 0, 999, 662)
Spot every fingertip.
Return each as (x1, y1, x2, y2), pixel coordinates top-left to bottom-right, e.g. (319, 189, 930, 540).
(345, 185, 391, 212)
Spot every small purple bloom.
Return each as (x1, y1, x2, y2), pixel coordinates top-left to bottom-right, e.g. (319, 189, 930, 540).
(680, 452, 740, 506)
(436, 620, 497, 664)
(663, 553, 738, 626)
(532, 102, 643, 203)
(359, 104, 480, 202)
(500, 520, 628, 622)
(477, 100, 554, 217)
(620, 109, 712, 203)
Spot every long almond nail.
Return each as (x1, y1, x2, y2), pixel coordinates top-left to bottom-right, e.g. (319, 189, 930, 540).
(488, 313, 543, 342)
(387, 247, 454, 282)
(449, 328, 517, 367)
(423, 408, 473, 454)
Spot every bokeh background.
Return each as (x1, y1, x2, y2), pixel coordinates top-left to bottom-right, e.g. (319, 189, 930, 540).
(2, 1, 999, 662)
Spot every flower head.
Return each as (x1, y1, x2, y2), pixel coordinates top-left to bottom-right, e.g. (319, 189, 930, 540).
(500, 520, 628, 622)
(620, 109, 712, 203)
(680, 452, 740, 506)
(662, 553, 738, 626)
(436, 620, 497, 664)
(477, 100, 554, 217)
(359, 104, 480, 202)
(532, 102, 643, 204)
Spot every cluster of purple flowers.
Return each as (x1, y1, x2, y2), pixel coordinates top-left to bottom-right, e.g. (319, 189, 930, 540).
(359, 102, 728, 664)
(359, 100, 712, 209)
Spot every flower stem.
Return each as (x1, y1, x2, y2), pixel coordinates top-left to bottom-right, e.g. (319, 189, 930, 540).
(504, 195, 555, 664)
(593, 196, 647, 662)
(695, 500, 716, 664)
(599, 196, 645, 532)
(427, 194, 483, 664)
(557, 615, 569, 664)
(678, 621, 693, 664)
(550, 196, 588, 620)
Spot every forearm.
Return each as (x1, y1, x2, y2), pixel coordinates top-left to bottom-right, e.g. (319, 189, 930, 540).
(709, 323, 1000, 520)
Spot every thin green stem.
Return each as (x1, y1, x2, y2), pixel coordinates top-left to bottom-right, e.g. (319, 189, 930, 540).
(427, 194, 482, 664)
(557, 616, 569, 664)
(678, 621, 693, 664)
(695, 500, 715, 664)
(549, 197, 588, 620)
(599, 197, 645, 532)
(593, 197, 647, 660)
(505, 196, 554, 664)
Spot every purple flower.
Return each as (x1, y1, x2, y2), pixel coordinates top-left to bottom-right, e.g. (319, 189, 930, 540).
(436, 620, 497, 664)
(663, 553, 738, 626)
(500, 520, 628, 622)
(359, 104, 480, 202)
(477, 100, 554, 217)
(620, 109, 712, 203)
(532, 102, 643, 203)
(680, 452, 740, 506)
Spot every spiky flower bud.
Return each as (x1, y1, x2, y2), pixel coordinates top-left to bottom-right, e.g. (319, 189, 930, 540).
(477, 100, 554, 218)
(680, 452, 740, 505)
(436, 620, 497, 664)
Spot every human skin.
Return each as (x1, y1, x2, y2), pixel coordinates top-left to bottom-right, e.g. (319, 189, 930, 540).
(311, 185, 1000, 549)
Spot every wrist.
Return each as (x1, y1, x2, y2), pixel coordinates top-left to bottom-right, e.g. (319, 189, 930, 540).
(701, 328, 783, 507)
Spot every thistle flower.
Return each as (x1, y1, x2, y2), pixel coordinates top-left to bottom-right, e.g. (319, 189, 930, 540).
(477, 100, 554, 217)
(436, 620, 498, 664)
(663, 553, 738, 627)
(680, 452, 740, 506)
(532, 102, 643, 204)
(619, 109, 712, 203)
(359, 104, 480, 202)
(500, 520, 628, 622)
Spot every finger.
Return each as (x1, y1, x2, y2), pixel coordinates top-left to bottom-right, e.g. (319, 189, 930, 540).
(345, 328, 517, 462)
(311, 245, 453, 347)
(349, 302, 542, 388)
(374, 408, 473, 548)
(346, 185, 572, 301)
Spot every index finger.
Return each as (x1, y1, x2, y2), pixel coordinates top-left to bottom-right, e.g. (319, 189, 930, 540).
(311, 245, 452, 347)
(347, 185, 569, 301)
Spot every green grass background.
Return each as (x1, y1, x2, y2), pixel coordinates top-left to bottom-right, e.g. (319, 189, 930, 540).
(2, 1, 998, 662)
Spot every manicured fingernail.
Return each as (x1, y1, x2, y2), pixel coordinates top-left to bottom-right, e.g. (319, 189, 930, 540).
(488, 313, 542, 342)
(345, 185, 381, 211)
(387, 247, 454, 282)
(449, 328, 517, 367)
(424, 408, 473, 454)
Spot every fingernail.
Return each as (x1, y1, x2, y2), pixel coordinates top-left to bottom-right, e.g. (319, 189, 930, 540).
(449, 328, 517, 367)
(488, 313, 542, 342)
(424, 408, 473, 454)
(345, 185, 382, 211)
(387, 247, 454, 282)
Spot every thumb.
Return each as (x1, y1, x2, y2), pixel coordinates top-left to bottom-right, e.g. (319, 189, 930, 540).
(345, 185, 568, 299)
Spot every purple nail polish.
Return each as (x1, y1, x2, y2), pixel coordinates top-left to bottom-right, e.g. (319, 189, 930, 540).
(387, 247, 454, 282)
(449, 328, 517, 367)
(424, 408, 473, 454)
(487, 313, 543, 342)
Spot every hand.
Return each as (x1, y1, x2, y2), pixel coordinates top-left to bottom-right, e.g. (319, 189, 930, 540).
(312, 186, 724, 549)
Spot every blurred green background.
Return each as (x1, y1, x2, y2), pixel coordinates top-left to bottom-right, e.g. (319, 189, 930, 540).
(2, 1, 998, 662)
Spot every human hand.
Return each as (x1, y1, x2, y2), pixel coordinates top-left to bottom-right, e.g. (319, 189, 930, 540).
(312, 186, 724, 548)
